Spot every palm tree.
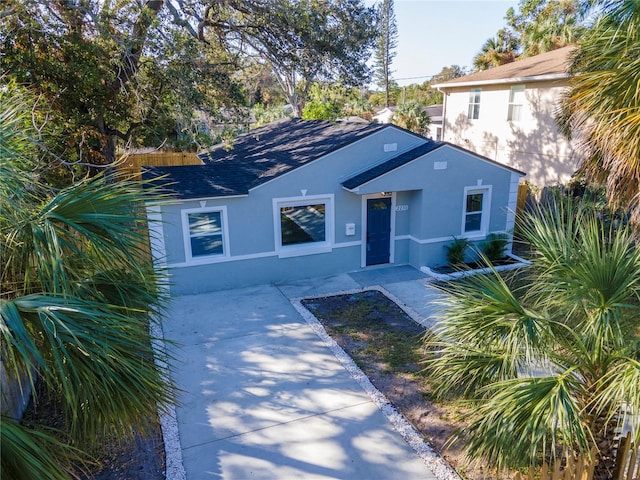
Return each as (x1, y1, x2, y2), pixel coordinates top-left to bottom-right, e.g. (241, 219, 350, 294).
(558, 0, 640, 224)
(391, 102, 430, 136)
(1, 88, 174, 478)
(517, 0, 586, 57)
(425, 198, 640, 475)
(472, 30, 517, 71)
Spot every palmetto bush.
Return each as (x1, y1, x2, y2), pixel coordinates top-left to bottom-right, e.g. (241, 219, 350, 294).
(425, 198, 640, 474)
(0, 88, 174, 478)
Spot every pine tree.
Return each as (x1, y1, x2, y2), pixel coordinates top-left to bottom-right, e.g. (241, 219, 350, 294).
(374, 0, 398, 108)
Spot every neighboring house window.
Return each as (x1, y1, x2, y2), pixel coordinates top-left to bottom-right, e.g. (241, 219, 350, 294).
(508, 85, 525, 121)
(182, 207, 228, 260)
(435, 126, 442, 141)
(462, 186, 491, 237)
(468, 88, 481, 120)
(274, 195, 333, 257)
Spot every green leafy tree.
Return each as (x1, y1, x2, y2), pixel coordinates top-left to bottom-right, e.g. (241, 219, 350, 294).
(373, 0, 398, 108)
(558, 0, 640, 224)
(2, 0, 373, 172)
(1, 0, 243, 171)
(391, 102, 430, 135)
(0, 88, 174, 478)
(202, 0, 377, 117)
(425, 199, 640, 475)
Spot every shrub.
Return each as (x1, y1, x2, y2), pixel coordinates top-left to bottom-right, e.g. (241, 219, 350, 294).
(445, 236, 470, 267)
(481, 233, 508, 263)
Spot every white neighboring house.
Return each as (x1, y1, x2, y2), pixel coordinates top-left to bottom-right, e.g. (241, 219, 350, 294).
(432, 46, 582, 186)
(372, 106, 396, 123)
(424, 104, 443, 141)
(373, 104, 444, 141)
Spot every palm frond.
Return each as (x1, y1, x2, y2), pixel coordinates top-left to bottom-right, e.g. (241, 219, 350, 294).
(591, 357, 640, 442)
(426, 269, 557, 397)
(459, 373, 591, 470)
(4, 294, 175, 444)
(1, 416, 85, 480)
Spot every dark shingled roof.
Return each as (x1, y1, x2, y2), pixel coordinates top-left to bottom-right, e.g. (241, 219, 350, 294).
(342, 141, 444, 190)
(142, 119, 388, 199)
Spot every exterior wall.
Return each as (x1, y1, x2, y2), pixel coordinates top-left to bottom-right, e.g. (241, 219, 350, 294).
(441, 80, 581, 186)
(151, 131, 523, 293)
(358, 145, 519, 269)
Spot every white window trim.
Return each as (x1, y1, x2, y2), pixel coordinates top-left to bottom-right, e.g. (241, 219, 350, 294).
(468, 88, 481, 120)
(507, 84, 525, 122)
(273, 194, 334, 258)
(181, 206, 230, 264)
(461, 186, 492, 240)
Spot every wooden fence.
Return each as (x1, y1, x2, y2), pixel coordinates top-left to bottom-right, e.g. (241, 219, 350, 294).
(614, 432, 639, 480)
(117, 151, 202, 179)
(513, 433, 638, 480)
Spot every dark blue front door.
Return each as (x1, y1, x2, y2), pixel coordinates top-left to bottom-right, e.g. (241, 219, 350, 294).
(366, 197, 391, 266)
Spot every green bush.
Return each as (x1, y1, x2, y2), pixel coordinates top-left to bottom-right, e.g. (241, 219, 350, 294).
(445, 236, 470, 267)
(481, 233, 508, 263)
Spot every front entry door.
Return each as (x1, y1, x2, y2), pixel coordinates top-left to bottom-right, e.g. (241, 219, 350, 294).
(366, 197, 391, 266)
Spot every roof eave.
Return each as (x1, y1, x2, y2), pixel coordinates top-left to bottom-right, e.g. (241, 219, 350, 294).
(341, 185, 360, 194)
(433, 72, 570, 89)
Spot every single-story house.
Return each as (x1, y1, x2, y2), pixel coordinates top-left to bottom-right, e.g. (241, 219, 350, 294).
(143, 119, 524, 294)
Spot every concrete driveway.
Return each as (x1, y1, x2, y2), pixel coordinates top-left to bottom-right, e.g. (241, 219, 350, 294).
(159, 267, 453, 480)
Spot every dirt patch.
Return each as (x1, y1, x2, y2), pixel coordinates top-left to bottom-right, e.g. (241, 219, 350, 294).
(302, 290, 495, 480)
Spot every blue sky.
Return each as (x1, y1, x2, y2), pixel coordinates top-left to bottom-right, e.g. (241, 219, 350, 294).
(385, 0, 520, 85)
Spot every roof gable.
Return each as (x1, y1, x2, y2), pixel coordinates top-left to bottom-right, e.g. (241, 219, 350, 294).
(342, 141, 525, 192)
(143, 119, 388, 199)
(433, 46, 575, 88)
(342, 141, 444, 190)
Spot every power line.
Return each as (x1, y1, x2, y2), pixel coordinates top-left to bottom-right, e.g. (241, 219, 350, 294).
(394, 74, 437, 81)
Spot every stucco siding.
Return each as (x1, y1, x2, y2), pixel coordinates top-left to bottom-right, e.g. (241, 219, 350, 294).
(442, 80, 581, 186)
(151, 125, 522, 293)
(168, 245, 361, 293)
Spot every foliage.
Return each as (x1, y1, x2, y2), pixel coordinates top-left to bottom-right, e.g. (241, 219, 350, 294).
(505, 0, 588, 57)
(204, 0, 377, 117)
(474, 0, 589, 71)
(445, 237, 470, 267)
(391, 102, 430, 136)
(1, 0, 244, 170)
(368, 65, 465, 108)
(251, 104, 293, 127)
(300, 83, 346, 121)
(0, 91, 174, 478)
(480, 233, 509, 262)
(473, 31, 518, 71)
(2, 0, 373, 173)
(558, 0, 640, 225)
(373, 0, 398, 108)
(302, 102, 341, 121)
(425, 198, 640, 473)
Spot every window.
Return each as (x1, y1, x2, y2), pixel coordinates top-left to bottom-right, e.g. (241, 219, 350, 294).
(274, 195, 333, 256)
(508, 85, 525, 121)
(468, 88, 481, 120)
(183, 207, 228, 260)
(462, 186, 491, 237)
